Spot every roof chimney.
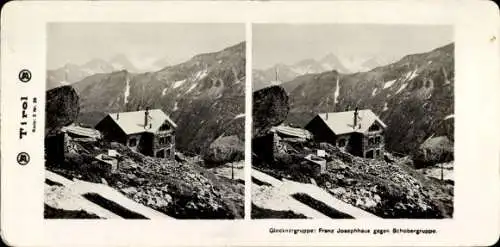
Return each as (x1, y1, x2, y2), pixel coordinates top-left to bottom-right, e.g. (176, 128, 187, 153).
(116, 112, 119, 120)
(353, 107, 359, 129)
(144, 107, 150, 128)
(326, 112, 328, 120)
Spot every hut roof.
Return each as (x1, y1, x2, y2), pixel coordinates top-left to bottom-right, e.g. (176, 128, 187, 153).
(270, 125, 312, 139)
(315, 109, 386, 135)
(61, 124, 102, 139)
(103, 109, 177, 135)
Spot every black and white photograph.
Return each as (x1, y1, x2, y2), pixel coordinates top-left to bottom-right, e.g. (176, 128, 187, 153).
(44, 23, 246, 219)
(252, 24, 454, 219)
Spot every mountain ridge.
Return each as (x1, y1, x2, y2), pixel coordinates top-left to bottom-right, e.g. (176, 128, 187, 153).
(281, 42, 454, 155)
(253, 52, 389, 91)
(69, 41, 246, 154)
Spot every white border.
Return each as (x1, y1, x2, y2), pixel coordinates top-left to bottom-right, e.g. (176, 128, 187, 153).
(1, 1, 499, 246)
(245, 21, 253, 221)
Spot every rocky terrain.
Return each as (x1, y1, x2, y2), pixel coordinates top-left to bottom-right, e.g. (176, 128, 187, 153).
(253, 141, 453, 218)
(47, 139, 244, 219)
(251, 81, 453, 218)
(282, 43, 454, 155)
(45, 80, 244, 219)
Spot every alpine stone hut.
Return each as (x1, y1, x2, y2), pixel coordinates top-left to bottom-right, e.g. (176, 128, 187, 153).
(95, 108, 177, 159)
(305, 108, 387, 159)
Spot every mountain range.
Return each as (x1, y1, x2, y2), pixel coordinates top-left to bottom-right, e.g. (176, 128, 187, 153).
(47, 42, 246, 154)
(47, 54, 173, 90)
(253, 53, 390, 91)
(280, 43, 454, 155)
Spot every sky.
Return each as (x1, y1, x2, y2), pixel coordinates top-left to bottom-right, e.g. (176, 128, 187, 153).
(253, 24, 453, 69)
(47, 23, 244, 70)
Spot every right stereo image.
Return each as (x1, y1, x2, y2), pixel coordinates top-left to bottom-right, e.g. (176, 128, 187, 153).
(251, 24, 454, 219)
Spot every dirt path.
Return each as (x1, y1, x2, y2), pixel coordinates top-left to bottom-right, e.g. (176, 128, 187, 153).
(45, 170, 172, 219)
(251, 169, 379, 219)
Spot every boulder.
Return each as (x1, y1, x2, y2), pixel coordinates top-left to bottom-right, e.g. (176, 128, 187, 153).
(46, 85, 80, 136)
(319, 142, 337, 153)
(414, 136, 454, 168)
(252, 85, 290, 138)
(203, 135, 244, 166)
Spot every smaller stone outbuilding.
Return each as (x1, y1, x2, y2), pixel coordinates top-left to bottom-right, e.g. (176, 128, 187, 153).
(252, 125, 312, 162)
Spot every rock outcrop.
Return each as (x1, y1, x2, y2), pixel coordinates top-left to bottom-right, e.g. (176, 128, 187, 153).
(252, 85, 290, 138)
(414, 136, 454, 168)
(253, 138, 453, 218)
(203, 135, 244, 166)
(45, 85, 80, 135)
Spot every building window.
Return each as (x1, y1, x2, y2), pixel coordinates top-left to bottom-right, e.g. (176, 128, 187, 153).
(337, 138, 346, 147)
(366, 150, 374, 158)
(375, 136, 382, 144)
(128, 137, 137, 147)
(369, 137, 374, 145)
(159, 123, 170, 131)
(158, 136, 171, 145)
(156, 149, 165, 158)
(369, 124, 380, 132)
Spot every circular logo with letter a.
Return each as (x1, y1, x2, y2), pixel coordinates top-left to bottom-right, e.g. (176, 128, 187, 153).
(17, 152, 30, 165)
(19, 69, 32, 83)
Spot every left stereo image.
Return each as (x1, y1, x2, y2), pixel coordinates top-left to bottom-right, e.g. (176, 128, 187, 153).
(44, 23, 246, 220)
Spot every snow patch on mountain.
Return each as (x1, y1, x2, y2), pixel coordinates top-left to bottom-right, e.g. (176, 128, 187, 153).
(173, 79, 186, 89)
(333, 77, 340, 104)
(112, 63, 126, 71)
(404, 68, 419, 81)
(124, 76, 130, 104)
(194, 69, 208, 81)
(291, 66, 312, 75)
(383, 79, 397, 89)
(395, 83, 408, 94)
(185, 83, 197, 94)
(162, 88, 168, 96)
(372, 88, 378, 96)
(383, 102, 389, 111)
(173, 101, 179, 111)
(234, 113, 245, 119)
(442, 67, 451, 85)
(321, 62, 334, 71)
